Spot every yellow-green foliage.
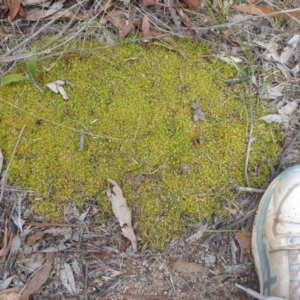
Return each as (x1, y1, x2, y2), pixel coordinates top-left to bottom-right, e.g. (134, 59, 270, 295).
(0, 41, 281, 247)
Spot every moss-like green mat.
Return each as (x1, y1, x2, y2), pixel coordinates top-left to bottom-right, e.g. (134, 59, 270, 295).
(0, 41, 281, 247)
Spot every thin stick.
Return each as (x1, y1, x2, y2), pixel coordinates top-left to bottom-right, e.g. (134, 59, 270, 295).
(0, 125, 26, 203)
(0, 149, 3, 173)
(191, 7, 300, 30)
(244, 99, 254, 187)
(227, 208, 257, 228)
(205, 229, 251, 233)
(38, 5, 81, 52)
(235, 186, 265, 193)
(0, 98, 125, 141)
(1, 2, 84, 59)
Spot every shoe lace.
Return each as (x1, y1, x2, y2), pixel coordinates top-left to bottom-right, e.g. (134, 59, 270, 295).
(235, 284, 286, 300)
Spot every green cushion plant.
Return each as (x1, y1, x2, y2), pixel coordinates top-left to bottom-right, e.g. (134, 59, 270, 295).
(0, 40, 281, 247)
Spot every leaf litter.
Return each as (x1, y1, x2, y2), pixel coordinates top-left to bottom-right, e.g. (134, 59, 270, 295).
(0, 182, 260, 299)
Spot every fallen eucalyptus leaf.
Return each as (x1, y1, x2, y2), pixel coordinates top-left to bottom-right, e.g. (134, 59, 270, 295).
(46, 80, 69, 100)
(60, 263, 76, 294)
(0, 276, 15, 290)
(280, 34, 300, 65)
(20, 253, 53, 298)
(279, 102, 297, 116)
(5, 235, 21, 269)
(10, 215, 25, 232)
(0, 291, 21, 300)
(235, 232, 251, 250)
(25, 253, 46, 272)
(185, 224, 208, 243)
(106, 179, 137, 250)
(260, 114, 290, 125)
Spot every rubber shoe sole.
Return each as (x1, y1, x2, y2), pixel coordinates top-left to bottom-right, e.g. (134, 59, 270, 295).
(252, 165, 300, 299)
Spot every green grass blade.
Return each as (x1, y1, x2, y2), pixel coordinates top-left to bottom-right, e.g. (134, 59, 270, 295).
(225, 54, 248, 78)
(27, 46, 38, 81)
(232, 60, 248, 78)
(1, 74, 29, 86)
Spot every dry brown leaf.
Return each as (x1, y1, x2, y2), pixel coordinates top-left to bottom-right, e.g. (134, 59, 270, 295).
(25, 2, 62, 21)
(142, 0, 158, 6)
(142, 16, 173, 44)
(101, 292, 110, 300)
(232, 4, 300, 18)
(20, 253, 53, 299)
(169, 260, 208, 273)
(118, 236, 131, 252)
(99, 0, 111, 11)
(150, 30, 174, 44)
(18, 5, 26, 18)
(107, 9, 124, 29)
(0, 287, 23, 299)
(7, 0, 21, 20)
(0, 292, 21, 300)
(0, 232, 14, 262)
(121, 14, 134, 37)
(142, 15, 150, 37)
(235, 232, 252, 250)
(140, 241, 148, 255)
(181, 0, 201, 10)
(93, 250, 113, 259)
(27, 231, 45, 246)
(174, 8, 197, 44)
(25, 9, 50, 21)
(222, 28, 239, 35)
(228, 36, 241, 47)
(45, 10, 83, 21)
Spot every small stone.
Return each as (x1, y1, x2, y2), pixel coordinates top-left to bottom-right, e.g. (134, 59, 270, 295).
(190, 102, 205, 121)
(204, 254, 216, 265)
(180, 163, 189, 175)
(190, 102, 200, 110)
(193, 109, 205, 121)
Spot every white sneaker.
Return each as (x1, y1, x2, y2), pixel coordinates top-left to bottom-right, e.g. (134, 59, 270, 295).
(252, 165, 300, 300)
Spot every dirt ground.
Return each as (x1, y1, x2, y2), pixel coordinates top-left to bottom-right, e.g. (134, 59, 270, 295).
(0, 188, 260, 300)
(1, 0, 300, 299)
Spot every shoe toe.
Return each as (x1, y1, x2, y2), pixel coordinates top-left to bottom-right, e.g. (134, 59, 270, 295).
(252, 165, 300, 299)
